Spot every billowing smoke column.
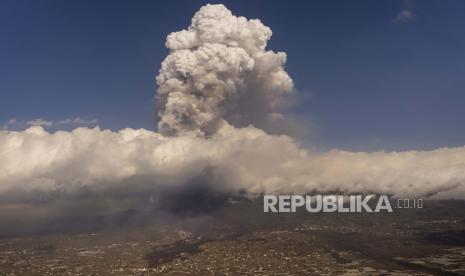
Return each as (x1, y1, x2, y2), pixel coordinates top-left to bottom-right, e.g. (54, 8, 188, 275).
(0, 4, 465, 212)
(156, 4, 293, 136)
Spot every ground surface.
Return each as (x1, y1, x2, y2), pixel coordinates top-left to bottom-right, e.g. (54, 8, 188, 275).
(0, 199, 464, 275)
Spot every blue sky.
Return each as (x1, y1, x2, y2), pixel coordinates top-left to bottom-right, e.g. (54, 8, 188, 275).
(1, 0, 464, 151)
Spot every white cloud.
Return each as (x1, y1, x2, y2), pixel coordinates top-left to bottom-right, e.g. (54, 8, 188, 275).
(27, 118, 53, 127)
(0, 124, 464, 204)
(393, 10, 414, 24)
(1, 119, 19, 130)
(2, 117, 98, 131)
(55, 117, 98, 127)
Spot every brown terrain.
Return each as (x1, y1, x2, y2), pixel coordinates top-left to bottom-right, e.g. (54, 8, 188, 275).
(0, 199, 464, 275)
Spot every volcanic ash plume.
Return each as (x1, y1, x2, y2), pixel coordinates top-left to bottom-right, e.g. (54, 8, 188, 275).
(156, 4, 293, 136)
(1, 4, 465, 213)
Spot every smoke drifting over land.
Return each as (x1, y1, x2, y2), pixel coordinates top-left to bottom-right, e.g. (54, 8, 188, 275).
(1, 4, 465, 216)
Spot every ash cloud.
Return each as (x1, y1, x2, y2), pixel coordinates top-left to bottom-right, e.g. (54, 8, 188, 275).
(156, 4, 293, 137)
(0, 4, 465, 219)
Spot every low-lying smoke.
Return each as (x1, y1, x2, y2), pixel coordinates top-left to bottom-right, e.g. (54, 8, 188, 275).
(1, 4, 465, 217)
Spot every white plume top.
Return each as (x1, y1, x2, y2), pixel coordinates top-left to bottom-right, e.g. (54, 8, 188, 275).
(156, 4, 293, 136)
